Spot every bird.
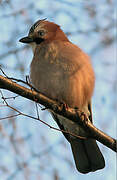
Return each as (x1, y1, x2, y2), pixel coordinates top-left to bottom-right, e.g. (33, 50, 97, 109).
(19, 19, 105, 173)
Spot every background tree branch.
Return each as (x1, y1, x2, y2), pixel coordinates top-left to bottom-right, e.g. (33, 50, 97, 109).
(0, 74, 116, 152)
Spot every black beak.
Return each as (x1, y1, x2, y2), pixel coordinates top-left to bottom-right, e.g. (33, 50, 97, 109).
(19, 36, 34, 43)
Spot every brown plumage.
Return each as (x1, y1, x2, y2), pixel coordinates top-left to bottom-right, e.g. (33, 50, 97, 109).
(19, 19, 105, 173)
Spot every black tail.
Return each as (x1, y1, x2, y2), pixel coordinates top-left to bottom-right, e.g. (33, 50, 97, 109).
(70, 138, 105, 173)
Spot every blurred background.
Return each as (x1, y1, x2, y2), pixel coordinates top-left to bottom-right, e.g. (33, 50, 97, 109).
(0, 0, 116, 180)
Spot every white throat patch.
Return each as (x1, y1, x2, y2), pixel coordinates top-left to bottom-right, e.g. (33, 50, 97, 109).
(30, 42, 37, 53)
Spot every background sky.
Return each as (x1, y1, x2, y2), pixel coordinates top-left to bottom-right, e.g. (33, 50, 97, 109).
(0, 0, 116, 180)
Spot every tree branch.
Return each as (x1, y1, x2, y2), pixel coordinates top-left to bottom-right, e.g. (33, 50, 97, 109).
(0, 75, 116, 152)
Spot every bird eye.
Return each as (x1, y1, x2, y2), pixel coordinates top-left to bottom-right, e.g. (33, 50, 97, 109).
(38, 30, 45, 36)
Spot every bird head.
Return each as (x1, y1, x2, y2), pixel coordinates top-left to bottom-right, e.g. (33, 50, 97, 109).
(19, 19, 68, 51)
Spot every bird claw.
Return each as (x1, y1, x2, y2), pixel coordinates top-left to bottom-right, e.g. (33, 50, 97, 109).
(80, 112, 88, 125)
(60, 102, 69, 112)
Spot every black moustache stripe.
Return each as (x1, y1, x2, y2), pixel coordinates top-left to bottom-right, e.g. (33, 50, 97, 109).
(34, 38, 44, 44)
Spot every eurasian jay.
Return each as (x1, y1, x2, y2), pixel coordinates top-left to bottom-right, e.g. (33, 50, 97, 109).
(19, 19, 105, 173)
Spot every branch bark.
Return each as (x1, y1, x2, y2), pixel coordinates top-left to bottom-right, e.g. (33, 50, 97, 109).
(0, 75, 116, 152)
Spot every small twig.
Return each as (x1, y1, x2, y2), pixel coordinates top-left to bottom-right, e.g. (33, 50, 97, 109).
(0, 67, 8, 77)
(3, 95, 19, 100)
(35, 102, 40, 120)
(0, 114, 20, 121)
